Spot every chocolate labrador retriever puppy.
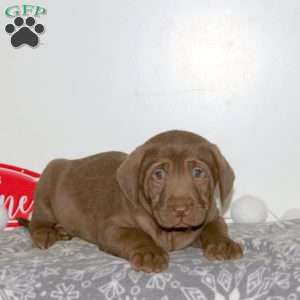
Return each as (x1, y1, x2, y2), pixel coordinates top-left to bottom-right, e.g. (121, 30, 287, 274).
(29, 130, 242, 272)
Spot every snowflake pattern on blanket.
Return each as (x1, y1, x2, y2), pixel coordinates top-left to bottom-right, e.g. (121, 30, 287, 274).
(1, 220, 300, 300)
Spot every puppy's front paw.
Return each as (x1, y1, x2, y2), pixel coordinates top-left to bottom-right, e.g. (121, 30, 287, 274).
(129, 246, 169, 273)
(203, 238, 243, 261)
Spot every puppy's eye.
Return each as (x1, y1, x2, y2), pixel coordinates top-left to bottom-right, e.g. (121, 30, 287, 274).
(192, 167, 206, 178)
(152, 168, 167, 180)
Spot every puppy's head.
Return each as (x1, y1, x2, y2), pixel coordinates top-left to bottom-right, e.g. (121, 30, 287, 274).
(117, 130, 234, 230)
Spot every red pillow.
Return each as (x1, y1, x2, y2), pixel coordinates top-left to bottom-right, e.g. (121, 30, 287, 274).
(0, 163, 40, 230)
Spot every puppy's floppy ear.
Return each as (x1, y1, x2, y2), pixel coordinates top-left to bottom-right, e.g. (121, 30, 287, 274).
(209, 143, 235, 204)
(117, 145, 146, 206)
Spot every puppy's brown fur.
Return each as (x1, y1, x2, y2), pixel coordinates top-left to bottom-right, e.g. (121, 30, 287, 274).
(29, 130, 242, 272)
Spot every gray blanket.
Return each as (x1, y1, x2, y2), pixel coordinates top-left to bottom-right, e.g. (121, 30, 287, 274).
(1, 220, 300, 300)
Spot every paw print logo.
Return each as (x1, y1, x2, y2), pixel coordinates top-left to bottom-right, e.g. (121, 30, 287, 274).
(5, 16, 45, 48)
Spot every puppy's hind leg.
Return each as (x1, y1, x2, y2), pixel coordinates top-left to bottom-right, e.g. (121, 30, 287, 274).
(29, 160, 67, 249)
(30, 207, 59, 249)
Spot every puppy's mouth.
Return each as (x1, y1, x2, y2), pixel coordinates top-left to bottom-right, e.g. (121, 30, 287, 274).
(157, 221, 205, 232)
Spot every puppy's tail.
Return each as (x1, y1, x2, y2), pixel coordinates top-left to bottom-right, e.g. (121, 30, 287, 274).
(16, 217, 30, 228)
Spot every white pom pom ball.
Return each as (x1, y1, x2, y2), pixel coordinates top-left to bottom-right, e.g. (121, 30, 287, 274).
(0, 205, 8, 229)
(231, 195, 268, 223)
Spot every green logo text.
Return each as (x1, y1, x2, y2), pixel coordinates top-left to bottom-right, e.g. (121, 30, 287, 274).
(5, 5, 47, 18)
